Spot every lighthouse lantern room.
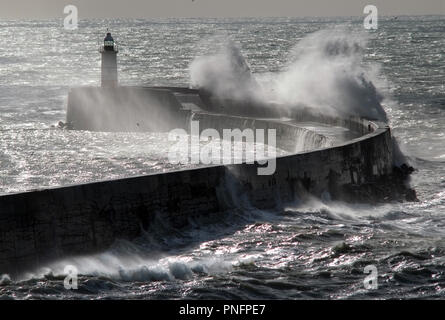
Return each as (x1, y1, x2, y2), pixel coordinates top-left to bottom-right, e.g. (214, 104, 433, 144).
(100, 32, 118, 87)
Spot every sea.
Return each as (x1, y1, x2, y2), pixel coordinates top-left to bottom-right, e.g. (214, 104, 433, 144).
(0, 15, 444, 300)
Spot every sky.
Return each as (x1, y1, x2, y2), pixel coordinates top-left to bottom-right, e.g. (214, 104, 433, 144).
(0, 0, 443, 19)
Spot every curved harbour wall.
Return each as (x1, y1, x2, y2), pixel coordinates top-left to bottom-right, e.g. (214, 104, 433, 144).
(0, 87, 411, 276)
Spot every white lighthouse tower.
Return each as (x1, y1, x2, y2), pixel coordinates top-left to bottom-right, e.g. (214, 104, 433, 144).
(100, 32, 118, 87)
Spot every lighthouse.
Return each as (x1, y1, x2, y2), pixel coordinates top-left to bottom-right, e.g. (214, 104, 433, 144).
(100, 32, 118, 87)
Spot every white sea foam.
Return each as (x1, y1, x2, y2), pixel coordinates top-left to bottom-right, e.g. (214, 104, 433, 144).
(22, 252, 238, 283)
(189, 27, 389, 122)
(0, 274, 11, 286)
(271, 28, 388, 121)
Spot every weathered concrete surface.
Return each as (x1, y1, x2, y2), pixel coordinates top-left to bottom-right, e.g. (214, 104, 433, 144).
(0, 166, 225, 275)
(67, 87, 189, 132)
(190, 112, 333, 153)
(0, 87, 415, 276)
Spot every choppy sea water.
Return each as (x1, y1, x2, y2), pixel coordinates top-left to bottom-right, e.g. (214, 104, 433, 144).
(0, 16, 445, 299)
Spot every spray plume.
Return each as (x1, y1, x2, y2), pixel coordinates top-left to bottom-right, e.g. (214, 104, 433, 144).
(189, 28, 388, 122)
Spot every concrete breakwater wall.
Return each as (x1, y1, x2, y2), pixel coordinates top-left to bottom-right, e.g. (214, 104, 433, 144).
(193, 113, 395, 208)
(66, 87, 190, 132)
(190, 112, 333, 153)
(0, 108, 397, 275)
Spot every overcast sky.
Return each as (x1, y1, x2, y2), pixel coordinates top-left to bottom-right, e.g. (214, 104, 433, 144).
(0, 0, 443, 19)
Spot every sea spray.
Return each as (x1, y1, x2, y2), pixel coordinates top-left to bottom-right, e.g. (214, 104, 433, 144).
(189, 27, 389, 122)
(0, 274, 11, 286)
(190, 38, 261, 101)
(273, 28, 388, 121)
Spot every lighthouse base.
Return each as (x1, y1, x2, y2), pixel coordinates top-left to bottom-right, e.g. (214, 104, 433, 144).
(66, 86, 191, 132)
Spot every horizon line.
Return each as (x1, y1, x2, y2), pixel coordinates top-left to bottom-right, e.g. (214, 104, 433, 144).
(0, 13, 443, 22)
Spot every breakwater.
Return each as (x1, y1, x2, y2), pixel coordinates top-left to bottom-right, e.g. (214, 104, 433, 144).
(0, 87, 414, 276)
